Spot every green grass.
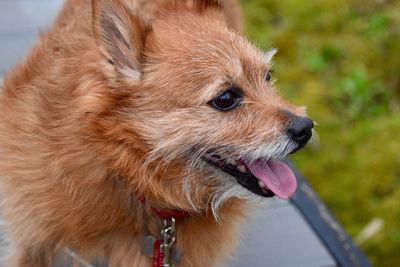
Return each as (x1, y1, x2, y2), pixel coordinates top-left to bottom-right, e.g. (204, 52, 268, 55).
(240, 0, 400, 266)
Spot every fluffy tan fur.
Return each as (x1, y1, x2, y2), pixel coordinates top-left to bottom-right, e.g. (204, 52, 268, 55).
(0, 0, 306, 266)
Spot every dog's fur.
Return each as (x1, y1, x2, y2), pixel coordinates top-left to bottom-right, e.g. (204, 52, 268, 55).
(0, 0, 307, 266)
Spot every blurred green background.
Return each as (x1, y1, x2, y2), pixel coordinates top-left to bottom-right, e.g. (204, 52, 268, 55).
(240, 0, 400, 266)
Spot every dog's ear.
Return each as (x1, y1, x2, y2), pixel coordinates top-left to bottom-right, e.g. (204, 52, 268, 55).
(157, 0, 223, 15)
(92, 0, 146, 82)
(190, 0, 223, 9)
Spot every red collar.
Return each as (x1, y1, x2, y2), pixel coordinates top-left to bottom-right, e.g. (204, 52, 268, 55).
(139, 197, 191, 220)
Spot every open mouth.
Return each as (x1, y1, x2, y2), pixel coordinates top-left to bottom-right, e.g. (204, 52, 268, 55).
(203, 155, 297, 199)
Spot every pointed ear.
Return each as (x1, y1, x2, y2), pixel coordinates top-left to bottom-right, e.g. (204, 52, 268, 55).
(190, 0, 223, 9)
(92, 0, 146, 82)
(188, 0, 243, 32)
(157, 0, 223, 15)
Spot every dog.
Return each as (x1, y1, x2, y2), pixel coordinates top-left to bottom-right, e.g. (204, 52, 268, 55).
(0, 0, 313, 266)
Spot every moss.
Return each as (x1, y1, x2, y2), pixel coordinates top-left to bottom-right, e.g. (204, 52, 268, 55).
(240, 0, 400, 266)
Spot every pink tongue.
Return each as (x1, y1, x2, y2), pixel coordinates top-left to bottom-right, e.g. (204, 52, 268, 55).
(245, 160, 297, 200)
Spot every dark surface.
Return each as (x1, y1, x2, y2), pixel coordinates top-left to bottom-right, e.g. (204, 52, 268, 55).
(290, 164, 371, 267)
(229, 200, 337, 267)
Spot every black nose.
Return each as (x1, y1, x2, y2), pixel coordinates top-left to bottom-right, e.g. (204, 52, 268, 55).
(287, 116, 314, 148)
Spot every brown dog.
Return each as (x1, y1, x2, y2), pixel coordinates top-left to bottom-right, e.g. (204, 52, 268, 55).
(0, 0, 313, 266)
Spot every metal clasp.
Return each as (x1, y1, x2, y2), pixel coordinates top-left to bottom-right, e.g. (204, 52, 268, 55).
(160, 218, 176, 267)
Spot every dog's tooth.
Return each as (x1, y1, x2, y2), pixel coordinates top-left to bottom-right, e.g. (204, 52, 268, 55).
(258, 180, 265, 188)
(226, 158, 235, 165)
(237, 165, 246, 173)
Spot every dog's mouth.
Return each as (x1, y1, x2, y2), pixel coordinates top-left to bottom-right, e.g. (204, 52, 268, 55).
(203, 154, 297, 199)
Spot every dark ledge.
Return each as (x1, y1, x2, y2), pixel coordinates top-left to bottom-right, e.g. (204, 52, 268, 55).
(287, 161, 371, 267)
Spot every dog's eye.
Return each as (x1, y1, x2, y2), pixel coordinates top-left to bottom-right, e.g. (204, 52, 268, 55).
(265, 69, 273, 82)
(209, 88, 243, 112)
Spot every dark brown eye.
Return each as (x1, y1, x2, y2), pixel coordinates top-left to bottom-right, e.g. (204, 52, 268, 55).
(265, 69, 273, 82)
(208, 88, 243, 112)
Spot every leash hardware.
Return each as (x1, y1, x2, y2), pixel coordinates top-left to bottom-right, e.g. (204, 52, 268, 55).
(160, 217, 176, 267)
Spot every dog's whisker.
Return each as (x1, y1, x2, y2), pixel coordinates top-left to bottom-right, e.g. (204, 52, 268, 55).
(310, 129, 320, 149)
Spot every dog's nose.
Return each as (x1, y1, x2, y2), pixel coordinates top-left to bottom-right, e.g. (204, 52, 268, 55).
(287, 116, 314, 148)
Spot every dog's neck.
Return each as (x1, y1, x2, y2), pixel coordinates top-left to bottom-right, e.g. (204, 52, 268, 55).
(138, 197, 192, 220)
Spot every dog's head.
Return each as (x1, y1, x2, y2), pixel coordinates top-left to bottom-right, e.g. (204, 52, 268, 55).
(88, 0, 313, 214)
